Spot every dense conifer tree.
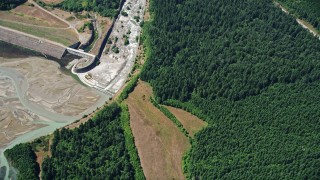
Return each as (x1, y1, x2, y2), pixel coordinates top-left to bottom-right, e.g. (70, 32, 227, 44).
(141, 0, 320, 178)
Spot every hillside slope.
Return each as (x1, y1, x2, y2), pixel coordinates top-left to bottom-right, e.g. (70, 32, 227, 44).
(277, 0, 320, 31)
(141, 0, 320, 179)
(0, 0, 27, 10)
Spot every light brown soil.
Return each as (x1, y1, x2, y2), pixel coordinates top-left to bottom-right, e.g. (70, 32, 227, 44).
(144, 0, 150, 21)
(164, 106, 207, 138)
(0, 3, 68, 28)
(41, 0, 63, 5)
(0, 2, 79, 45)
(34, 134, 52, 179)
(36, 151, 48, 173)
(50, 8, 73, 21)
(297, 19, 320, 36)
(125, 81, 190, 180)
(90, 16, 113, 55)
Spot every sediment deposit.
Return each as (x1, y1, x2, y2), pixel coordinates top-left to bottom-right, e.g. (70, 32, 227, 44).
(0, 55, 108, 151)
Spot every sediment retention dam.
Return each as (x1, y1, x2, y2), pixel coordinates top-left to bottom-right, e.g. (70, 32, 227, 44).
(0, 26, 66, 59)
(0, 26, 98, 65)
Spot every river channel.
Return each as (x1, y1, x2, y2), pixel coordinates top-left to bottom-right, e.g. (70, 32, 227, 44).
(0, 41, 111, 180)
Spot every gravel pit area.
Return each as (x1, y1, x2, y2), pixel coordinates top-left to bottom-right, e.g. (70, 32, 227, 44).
(74, 0, 146, 94)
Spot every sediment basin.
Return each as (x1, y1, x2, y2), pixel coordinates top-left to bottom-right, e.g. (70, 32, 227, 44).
(0, 42, 111, 180)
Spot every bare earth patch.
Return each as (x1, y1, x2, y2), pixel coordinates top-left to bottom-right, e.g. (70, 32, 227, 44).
(41, 0, 63, 5)
(0, 1, 79, 46)
(90, 15, 113, 55)
(0, 2, 68, 28)
(164, 106, 208, 138)
(144, 0, 150, 21)
(125, 81, 190, 180)
(0, 19, 78, 46)
(50, 8, 73, 21)
(34, 135, 52, 176)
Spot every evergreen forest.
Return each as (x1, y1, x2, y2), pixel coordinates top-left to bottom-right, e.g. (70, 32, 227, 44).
(56, 0, 123, 17)
(41, 103, 144, 179)
(0, 0, 27, 10)
(277, 0, 320, 31)
(4, 144, 39, 180)
(141, 0, 320, 179)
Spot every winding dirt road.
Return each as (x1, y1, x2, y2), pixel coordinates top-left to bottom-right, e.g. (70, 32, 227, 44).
(28, 0, 80, 38)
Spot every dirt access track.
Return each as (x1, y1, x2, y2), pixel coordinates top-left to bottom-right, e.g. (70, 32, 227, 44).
(0, 1, 79, 46)
(0, 1, 68, 28)
(125, 81, 190, 180)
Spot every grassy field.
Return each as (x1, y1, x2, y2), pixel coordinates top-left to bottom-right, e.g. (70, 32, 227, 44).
(41, 0, 63, 5)
(0, 1, 78, 46)
(164, 105, 207, 138)
(125, 81, 190, 180)
(0, 2, 68, 28)
(0, 19, 78, 46)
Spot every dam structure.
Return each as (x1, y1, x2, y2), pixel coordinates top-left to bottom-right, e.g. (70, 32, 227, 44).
(67, 48, 97, 73)
(0, 26, 67, 59)
(0, 26, 96, 68)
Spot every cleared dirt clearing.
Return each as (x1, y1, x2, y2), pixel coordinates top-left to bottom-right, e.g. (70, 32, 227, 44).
(0, 2, 68, 28)
(0, 20, 78, 46)
(0, 1, 79, 45)
(125, 81, 190, 180)
(164, 106, 208, 138)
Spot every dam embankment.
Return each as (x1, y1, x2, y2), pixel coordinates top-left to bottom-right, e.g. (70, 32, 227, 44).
(0, 26, 99, 72)
(0, 26, 67, 59)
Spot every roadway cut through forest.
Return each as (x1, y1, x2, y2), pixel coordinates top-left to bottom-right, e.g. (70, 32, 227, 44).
(274, 1, 320, 40)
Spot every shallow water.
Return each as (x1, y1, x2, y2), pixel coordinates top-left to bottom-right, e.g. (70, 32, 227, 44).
(0, 41, 111, 180)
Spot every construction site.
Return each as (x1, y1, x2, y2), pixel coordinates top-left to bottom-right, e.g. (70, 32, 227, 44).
(74, 0, 146, 96)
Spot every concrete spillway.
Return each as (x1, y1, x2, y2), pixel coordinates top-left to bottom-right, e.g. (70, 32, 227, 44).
(66, 48, 96, 60)
(67, 48, 97, 73)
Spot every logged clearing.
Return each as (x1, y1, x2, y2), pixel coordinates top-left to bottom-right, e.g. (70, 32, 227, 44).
(125, 81, 190, 180)
(164, 106, 207, 138)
